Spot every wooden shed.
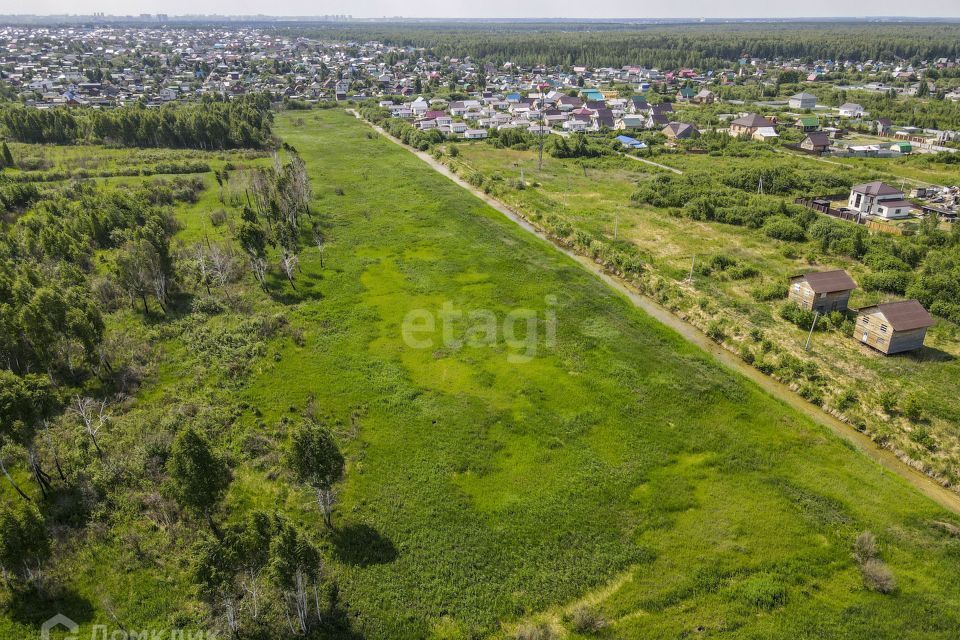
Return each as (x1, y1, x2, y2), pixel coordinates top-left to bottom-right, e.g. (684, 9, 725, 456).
(854, 300, 934, 355)
(788, 270, 857, 313)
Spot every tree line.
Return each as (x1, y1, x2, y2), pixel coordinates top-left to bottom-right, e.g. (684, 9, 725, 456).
(0, 94, 273, 150)
(299, 23, 960, 69)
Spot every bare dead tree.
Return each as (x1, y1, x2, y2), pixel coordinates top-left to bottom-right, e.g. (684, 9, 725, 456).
(311, 227, 326, 269)
(28, 447, 53, 499)
(72, 396, 107, 459)
(280, 252, 299, 290)
(194, 242, 212, 295)
(250, 256, 269, 291)
(208, 243, 239, 288)
(317, 486, 337, 529)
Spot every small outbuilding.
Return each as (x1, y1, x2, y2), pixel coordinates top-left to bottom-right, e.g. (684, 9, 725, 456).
(789, 269, 857, 313)
(800, 132, 831, 153)
(854, 300, 934, 355)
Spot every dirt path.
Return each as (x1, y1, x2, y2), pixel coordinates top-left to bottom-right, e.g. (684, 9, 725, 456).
(617, 151, 684, 174)
(350, 110, 960, 516)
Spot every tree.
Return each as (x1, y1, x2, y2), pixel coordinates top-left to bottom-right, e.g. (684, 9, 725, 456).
(0, 500, 48, 584)
(287, 422, 344, 528)
(0, 442, 31, 502)
(237, 206, 270, 291)
(312, 225, 326, 269)
(269, 517, 322, 635)
(1, 143, 12, 169)
(71, 395, 107, 459)
(167, 427, 231, 536)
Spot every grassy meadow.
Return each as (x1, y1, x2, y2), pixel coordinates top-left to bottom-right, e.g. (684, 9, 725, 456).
(5, 108, 960, 639)
(441, 139, 960, 489)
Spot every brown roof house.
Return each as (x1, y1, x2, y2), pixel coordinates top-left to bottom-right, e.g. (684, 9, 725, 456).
(729, 113, 775, 137)
(854, 300, 934, 355)
(662, 122, 700, 139)
(800, 132, 831, 154)
(789, 270, 857, 313)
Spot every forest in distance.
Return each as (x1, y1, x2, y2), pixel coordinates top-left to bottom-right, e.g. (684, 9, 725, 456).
(292, 22, 960, 69)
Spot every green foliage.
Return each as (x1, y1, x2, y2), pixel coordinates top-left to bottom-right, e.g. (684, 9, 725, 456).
(752, 282, 788, 302)
(734, 574, 788, 610)
(763, 216, 807, 242)
(1, 94, 273, 149)
(779, 302, 819, 329)
(0, 500, 48, 582)
(0, 370, 57, 429)
(287, 421, 345, 491)
(166, 427, 231, 520)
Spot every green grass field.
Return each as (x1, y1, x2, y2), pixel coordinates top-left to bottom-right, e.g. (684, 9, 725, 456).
(443, 139, 960, 489)
(6, 108, 960, 639)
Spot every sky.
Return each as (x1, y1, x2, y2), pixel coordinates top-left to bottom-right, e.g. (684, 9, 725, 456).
(7, 0, 960, 18)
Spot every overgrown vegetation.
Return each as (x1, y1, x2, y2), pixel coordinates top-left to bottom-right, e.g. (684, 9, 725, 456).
(0, 94, 273, 149)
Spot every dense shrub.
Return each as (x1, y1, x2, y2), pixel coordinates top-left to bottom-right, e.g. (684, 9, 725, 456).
(763, 216, 807, 242)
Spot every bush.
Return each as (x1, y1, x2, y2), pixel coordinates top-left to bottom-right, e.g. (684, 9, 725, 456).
(901, 395, 924, 422)
(209, 209, 228, 227)
(861, 558, 896, 594)
(878, 390, 898, 415)
(835, 389, 858, 412)
(909, 426, 936, 451)
(569, 604, 607, 634)
(728, 264, 760, 280)
(763, 216, 807, 242)
(706, 321, 726, 342)
(779, 302, 819, 329)
(853, 531, 877, 563)
(752, 282, 788, 302)
(861, 270, 913, 295)
(514, 623, 555, 640)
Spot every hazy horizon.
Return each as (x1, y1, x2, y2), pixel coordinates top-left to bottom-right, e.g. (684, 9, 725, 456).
(6, 0, 960, 20)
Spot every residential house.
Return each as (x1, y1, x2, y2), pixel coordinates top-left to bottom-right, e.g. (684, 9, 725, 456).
(616, 115, 646, 130)
(800, 132, 831, 153)
(662, 122, 700, 139)
(848, 182, 913, 219)
(876, 117, 893, 135)
(838, 102, 865, 117)
(729, 113, 776, 137)
(854, 300, 933, 355)
(694, 88, 716, 104)
(676, 86, 696, 101)
(795, 116, 820, 132)
(463, 129, 488, 139)
(628, 96, 649, 113)
(789, 92, 818, 109)
(410, 96, 429, 116)
(788, 270, 856, 313)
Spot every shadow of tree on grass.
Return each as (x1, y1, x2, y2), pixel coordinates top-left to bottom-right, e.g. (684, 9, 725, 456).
(331, 523, 398, 567)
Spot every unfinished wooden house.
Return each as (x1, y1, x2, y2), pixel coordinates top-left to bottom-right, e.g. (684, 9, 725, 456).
(788, 270, 857, 314)
(854, 300, 934, 355)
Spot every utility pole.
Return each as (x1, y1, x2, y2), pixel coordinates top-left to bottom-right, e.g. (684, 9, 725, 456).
(537, 83, 546, 171)
(613, 212, 619, 240)
(804, 311, 821, 351)
(685, 254, 697, 282)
